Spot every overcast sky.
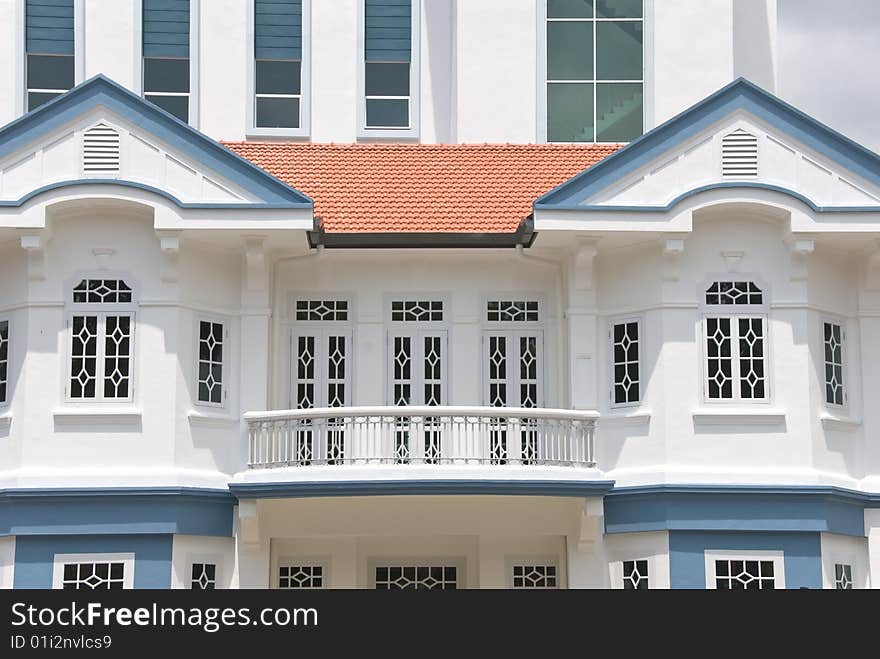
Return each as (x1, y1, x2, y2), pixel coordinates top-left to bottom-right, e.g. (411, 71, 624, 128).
(778, 0, 880, 152)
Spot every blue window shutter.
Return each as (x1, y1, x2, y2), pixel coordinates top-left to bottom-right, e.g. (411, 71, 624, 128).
(255, 1, 302, 60)
(143, 0, 190, 59)
(26, 0, 74, 55)
(365, 0, 411, 62)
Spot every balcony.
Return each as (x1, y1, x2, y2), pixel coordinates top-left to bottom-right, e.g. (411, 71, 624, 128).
(245, 406, 598, 470)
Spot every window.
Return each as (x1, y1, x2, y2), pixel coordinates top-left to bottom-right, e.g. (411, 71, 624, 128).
(512, 565, 557, 589)
(291, 300, 351, 465)
(705, 551, 784, 590)
(25, 0, 75, 111)
(374, 566, 457, 590)
(703, 281, 767, 401)
(0, 320, 8, 405)
(191, 563, 216, 590)
(622, 559, 648, 589)
(279, 565, 323, 589)
(362, 0, 419, 133)
(823, 321, 845, 406)
(834, 563, 852, 590)
(389, 300, 446, 463)
(52, 553, 134, 590)
(545, 0, 643, 142)
(143, 0, 191, 122)
(197, 320, 225, 406)
(487, 300, 539, 323)
(253, 1, 304, 130)
(68, 279, 134, 401)
(611, 319, 639, 405)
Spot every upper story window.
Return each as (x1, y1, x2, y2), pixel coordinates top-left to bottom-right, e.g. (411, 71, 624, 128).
(702, 281, 768, 402)
(143, 0, 191, 123)
(611, 319, 640, 406)
(823, 321, 845, 407)
(253, 0, 305, 131)
(0, 320, 8, 405)
(197, 320, 226, 406)
(25, 0, 75, 111)
(545, 0, 643, 143)
(361, 0, 420, 136)
(68, 279, 135, 401)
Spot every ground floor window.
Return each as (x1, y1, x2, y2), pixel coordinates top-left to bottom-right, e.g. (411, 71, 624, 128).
(52, 553, 134, 590)
(512, 564, 557, 589)
(704, 551, 784, 590)
(834, 563, 853, 590)
(622, 559, 649, 590)
(374, 566, 457, 590)
(278, 565, 324, 589)
(190, 563, 217, 590)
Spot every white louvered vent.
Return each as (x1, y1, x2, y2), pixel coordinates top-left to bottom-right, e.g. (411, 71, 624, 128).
(83, 123, 120, 175)
(721, 129, 758, 177)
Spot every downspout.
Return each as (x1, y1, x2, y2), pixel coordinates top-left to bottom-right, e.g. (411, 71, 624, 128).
(515, 241, 568, 409)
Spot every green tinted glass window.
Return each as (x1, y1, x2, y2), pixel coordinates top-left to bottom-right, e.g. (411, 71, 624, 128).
(548, 83, 594, 142)
(596, 83, 643, 142)
(547, 22, 593, 80)
(596, 21, 643, 80)
(548, 0, 593, 18)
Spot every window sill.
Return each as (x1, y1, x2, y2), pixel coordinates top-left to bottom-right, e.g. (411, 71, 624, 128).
(599, 409, 651, 426)
(820, 413, 861, 431)
(357, 130, 420, 142)
(246, 127, 310, 140)
(53, 407, 142, 427)
(187, 409, 240, 427)
(692, 408, 786, 426)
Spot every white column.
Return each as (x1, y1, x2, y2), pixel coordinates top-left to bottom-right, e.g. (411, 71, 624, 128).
(567, 238, 599, 410)
(566, 498, 607, 588)
(330, 539, 358, 589)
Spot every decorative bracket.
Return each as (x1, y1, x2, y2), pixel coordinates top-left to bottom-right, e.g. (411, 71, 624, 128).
(575, 498, 605, 552)
(788, 237, 815, 282)
(238, 500, 261, 546)
(92, 247, 115, 271)
(720, 249, 744, 272)
(20, 233, 48, 281)
(571, 238, 599, 291)
(157, 232, 180, 283)
(661, 236, 685, 281)
(243, 236, 268, 292)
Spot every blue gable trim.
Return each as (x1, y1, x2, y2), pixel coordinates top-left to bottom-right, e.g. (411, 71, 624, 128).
(230, 479, 615, 499)
(604, 484, 876, 537)
(543, 182, 880, 215)
(669, 531, 822, 589)
(535, 77, 880, 210)
(14, 534, 173, 589)
(0, 75, 312, 209)
(0, 487, 235, 537)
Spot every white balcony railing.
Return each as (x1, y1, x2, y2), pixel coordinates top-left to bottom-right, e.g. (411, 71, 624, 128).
(245, 406, 598, 469)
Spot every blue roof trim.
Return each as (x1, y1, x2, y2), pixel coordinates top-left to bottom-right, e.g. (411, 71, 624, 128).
(229, 479, 616, 499)
(543, 182, 880, 215)
(604, 484, 880, 537)
(0, 179, 312, 210)
(0, 487, 235, 537)
(535, 77, 880, 210)
(0, 74, 313, 209)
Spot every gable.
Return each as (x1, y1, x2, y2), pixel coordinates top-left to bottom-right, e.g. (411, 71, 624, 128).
(0, 75, 312, 210)
(535, 78, 880, 215)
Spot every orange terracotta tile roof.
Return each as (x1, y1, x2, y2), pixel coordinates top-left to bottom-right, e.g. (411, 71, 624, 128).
(223, 142, 622, 233)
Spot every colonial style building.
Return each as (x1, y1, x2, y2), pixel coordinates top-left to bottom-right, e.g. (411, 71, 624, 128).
(0, 0, 878, 590)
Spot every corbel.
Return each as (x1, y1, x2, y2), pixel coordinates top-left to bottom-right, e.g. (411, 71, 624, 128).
(157, 232, 180, 283)
(20, 232, 49, 281)
(575, 498, 605, 552)
(571, 237, 599, 292)
(238, 500, 261, 546)
(92, 247, 116, 271)
(661, 236, 686, 281)
(243, 235, 268, 292)
(788, 236, 815, 282)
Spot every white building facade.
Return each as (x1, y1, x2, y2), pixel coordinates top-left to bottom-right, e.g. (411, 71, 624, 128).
(0, 0, 879, 590)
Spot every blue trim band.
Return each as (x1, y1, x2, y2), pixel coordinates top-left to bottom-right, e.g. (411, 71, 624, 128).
(541, 182, 880, 215)
(229, 479, 616, 499)
(0, 75, 312, 209)
(0, 488, 235, 537)
(535, 78, 880, 210)
(604, 484, 876, 536)
(0, 179, 313, 210)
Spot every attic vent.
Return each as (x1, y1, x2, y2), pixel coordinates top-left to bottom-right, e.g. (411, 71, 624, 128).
(721, 129, 758, 177)
(83, 124, 120, 175)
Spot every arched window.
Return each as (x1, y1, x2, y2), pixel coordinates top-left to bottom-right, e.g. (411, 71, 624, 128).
(702, 280, 767, 401)
(69, 279, 135, 401)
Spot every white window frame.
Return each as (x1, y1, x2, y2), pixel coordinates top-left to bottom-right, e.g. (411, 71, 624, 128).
(385, 296, 448, 407)
(821, 316, 847, 410)
(368, 557, 465, 590)
(137, 0, 200, 127)
(186, 553, 223, 590)
(288, 297, 353, 411)
(246, 0, 311, 138)
(0, 315, 10, 408)
(609, 315, 642, 409)
(536, 0, 649, 144)
(52, 552, 135, 590)
(699, 278, 771, 405)
(274, 556, 328, 590)
(65, 276, 138, 404)
(20, 0, 85, 114)
(704, 550, 785, 590)
(506, 556, 563, 589)
(194, 316, 229, 409)
(357, 0, 421, 139)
